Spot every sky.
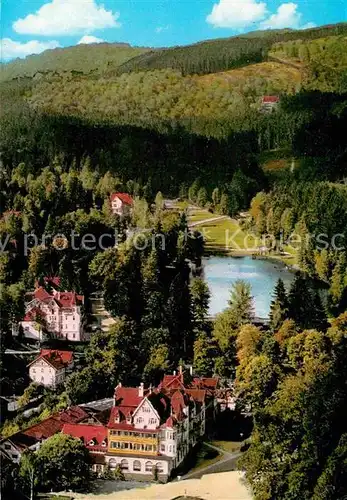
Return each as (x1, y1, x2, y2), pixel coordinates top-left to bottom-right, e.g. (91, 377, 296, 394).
(1, 0, 346, 61)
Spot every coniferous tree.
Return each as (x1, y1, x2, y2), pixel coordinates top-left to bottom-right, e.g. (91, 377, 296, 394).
(229, 280, 255, 325)
(269, 278, 288, 331)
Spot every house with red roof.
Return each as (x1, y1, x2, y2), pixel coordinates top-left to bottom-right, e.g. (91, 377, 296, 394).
(109, 193, 133, 217)
(15, 283, 85, 342)
(95, 375, 210, 482)
(261, 95, 280, 112)
(27, 349, 74, 388)
(62, 424, 108, 475)
(0, 406, 88, 464)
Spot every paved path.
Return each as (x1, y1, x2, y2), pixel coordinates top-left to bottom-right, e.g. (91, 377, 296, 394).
(182, 442, 243, 480)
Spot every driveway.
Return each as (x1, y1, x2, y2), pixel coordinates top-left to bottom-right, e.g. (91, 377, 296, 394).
(182, 442, 243, 480)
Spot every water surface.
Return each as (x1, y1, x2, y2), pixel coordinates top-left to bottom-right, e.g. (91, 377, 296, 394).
(203, 255, 295, 318)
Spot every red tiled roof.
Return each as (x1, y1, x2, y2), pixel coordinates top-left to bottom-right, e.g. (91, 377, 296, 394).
(28, 349, 73, 371)
(23, 307, 46, 322)
(110, 193, 133, 206)
(34, 287, 52, 302)
(114, 386, 145, 408)
(32, 287, 84, 308)
(62, 424, 107, 451)
(4, 406, 88, 451)
(161, 374, 185, 390)
(192, 377, 219, 390)
(262, 95, 280, 103)
(186, 389, 206, 404)
(54, 291, 83, 308)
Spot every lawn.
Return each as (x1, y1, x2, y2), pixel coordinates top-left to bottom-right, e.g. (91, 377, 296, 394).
(192, 217, 260, 253)
(188, 209, 216, 223)
(188, 444, 222, 473)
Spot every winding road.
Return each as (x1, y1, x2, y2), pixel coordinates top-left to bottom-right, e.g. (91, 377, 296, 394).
(182, 442, 243, 480)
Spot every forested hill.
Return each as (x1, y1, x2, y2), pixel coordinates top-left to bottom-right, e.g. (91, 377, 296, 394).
(116, 23, 347, 76)
(0, 43, 150, 81)
(1, 22, 346, 82)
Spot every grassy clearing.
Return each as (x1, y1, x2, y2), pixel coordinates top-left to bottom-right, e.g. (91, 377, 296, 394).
(193, 217, 260, 253)
(188, 444, 222, 473)
(188, 209, 216, 223)
(199, 61, 302, 92)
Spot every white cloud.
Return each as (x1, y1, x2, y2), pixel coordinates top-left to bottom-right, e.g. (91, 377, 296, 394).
(78, 35, 105, 44)
(13, 0, 120, 36)
(155, 25, 169, 34)
(206, 0, 267, 29)
(1, 38, 60, 61)
(259, 3, 314, 30)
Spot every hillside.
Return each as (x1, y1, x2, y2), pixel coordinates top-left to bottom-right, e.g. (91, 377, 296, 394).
(0, 43, 150, 82)
(116, 23, 347, 76)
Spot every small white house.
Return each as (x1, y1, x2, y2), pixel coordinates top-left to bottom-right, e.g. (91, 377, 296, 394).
(28, 349, 74, 388)
(110, 193, 133, 217)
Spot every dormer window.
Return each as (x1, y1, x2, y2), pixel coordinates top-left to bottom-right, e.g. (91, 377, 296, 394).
(126, 415, 132, 424)
(101, 440, 107, 447)
(89, 440, 95, 446)
(115, 415, 120, 423)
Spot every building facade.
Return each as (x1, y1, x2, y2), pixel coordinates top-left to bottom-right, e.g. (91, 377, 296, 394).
(110, 193, 133, 217)
(28, 349, 74, 388)
(15, 284, 85, 341)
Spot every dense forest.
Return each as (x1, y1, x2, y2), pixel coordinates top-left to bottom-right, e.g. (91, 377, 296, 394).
(1, 22, 347, 499)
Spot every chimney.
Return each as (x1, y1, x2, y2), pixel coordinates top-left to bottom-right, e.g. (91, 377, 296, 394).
(189, 365, 193, 376)
(173, 370, 176, 376)
(149, 383, 153, 394)
(179, 365, 183, 375)
(139, 382, 144, 398)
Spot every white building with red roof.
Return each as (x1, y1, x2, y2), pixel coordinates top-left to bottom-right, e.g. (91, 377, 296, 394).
(261, 95, 280, 112)
(0, 406, 88, 463)
(28, 349, 74, 388)
(16, 281, 85, 342)
(110, 192, 133, 217)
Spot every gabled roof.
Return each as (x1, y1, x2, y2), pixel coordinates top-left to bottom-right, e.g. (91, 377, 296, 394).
(30, 287, 84, 309)
(28, 349, 73, 371)
(62, 424, 107, 451)
(34, 287, 52, 302)
(110, 193, 133, 206)
(160, 373, 185, 390)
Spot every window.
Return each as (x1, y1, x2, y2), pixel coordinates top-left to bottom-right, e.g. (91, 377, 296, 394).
(101, 441, 107, 447)
(169, 445, 172, 452)
(145, 461, 153, 472)
(133, 460, 141, 472)
(41, 368, 44, 373)
(32, 369, 36, 373)
(4, 444, 11, 450)
(89, 440, 94, 446)
(120, 459, 129, 471)
(156, 462, 164, 473)
(12, 454, 18, 459)
(160, 444, 165, 452)
(136, 417, 144, 424)
(142, 406, 150, 412)
(73, 334, 76, 339)
(41, 377, 44, 382)
(109, 459, 117, 469)
(149, 418, 156, 425)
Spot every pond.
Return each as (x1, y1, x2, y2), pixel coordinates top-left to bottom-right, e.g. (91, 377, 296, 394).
(202, 255, 295, 318)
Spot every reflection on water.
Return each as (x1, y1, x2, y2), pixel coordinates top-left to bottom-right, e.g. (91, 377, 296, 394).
(203, 255, 295, 318)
